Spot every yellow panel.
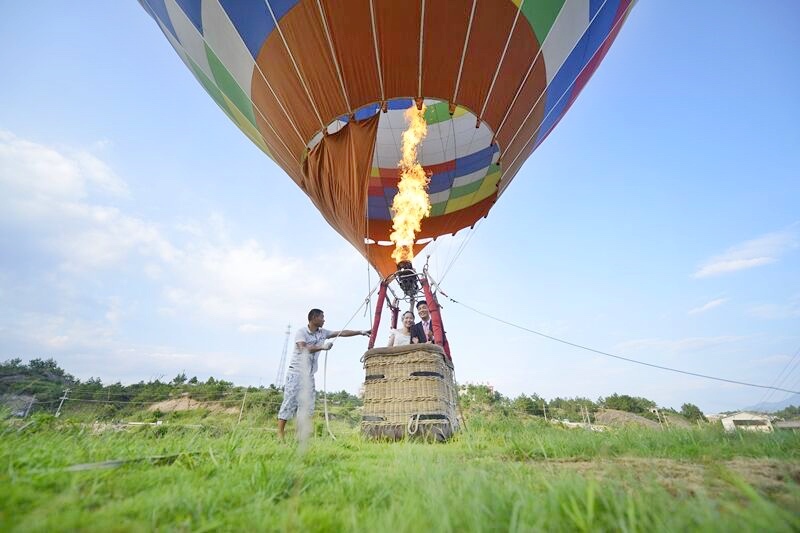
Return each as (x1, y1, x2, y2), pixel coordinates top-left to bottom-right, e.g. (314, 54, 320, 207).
(475, 168, 501, 201)
(222, 94, 270, 155)
(444, 168, 500, 214)
(453, 106, 470, 119)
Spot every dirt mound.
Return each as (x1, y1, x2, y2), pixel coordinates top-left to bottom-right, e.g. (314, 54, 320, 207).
(594, 409, 660, 429)
(663, 413, 693, 428)
(148, 397, 239, 415)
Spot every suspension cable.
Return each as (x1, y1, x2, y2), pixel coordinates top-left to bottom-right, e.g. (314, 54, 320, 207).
(444, 292, 800, 395)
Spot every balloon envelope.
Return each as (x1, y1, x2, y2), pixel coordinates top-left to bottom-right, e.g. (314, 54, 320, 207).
(140, 0, 634, 277)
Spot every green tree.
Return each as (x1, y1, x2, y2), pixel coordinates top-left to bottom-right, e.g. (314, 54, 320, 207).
(773, 405, 800, 419)
(602, 393, 656, 414)
(680, 403, 707, 422)
(511, 394, 545, 416)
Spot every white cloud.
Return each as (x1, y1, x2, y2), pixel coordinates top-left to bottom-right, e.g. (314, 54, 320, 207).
(0, 131, 172, 271)
(688, 297, 729, 315)
(161, 234, 356, 326)
(692, 225, 798, 278)
(0, 130, 127, 204)
(238, 324, 267, 333)
(10, 312, 118, 352)
(0, 131, 367, 330)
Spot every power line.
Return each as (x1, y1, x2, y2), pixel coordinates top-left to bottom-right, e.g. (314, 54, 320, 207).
(755, 345, 800, 408)
(446, 295, 800, 395)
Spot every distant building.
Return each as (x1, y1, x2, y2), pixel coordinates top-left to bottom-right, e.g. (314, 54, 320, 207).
(773, 420, 800, 431)
(721, 411, 773, 433)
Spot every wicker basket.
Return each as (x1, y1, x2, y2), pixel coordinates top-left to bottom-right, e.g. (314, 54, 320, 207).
(361, 344, 459, 441)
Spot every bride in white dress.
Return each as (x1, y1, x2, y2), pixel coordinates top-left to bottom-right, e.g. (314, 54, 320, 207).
(387, 311, 415, 347)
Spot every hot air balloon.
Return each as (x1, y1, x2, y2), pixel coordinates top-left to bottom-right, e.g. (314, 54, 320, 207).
(139, 0, 634, 440)
(139, 0, 634, 276)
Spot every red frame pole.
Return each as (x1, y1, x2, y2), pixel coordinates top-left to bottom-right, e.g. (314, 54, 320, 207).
(368, 282, 388, 349)
(421, 277, 451, 361)
(390, 302, 399, 330)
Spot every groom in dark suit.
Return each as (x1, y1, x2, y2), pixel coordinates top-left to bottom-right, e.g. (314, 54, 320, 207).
(410, 300, 434, 344)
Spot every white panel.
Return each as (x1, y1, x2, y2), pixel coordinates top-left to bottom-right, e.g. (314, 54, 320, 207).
(428, 189, 450, 204)
(307, 131, 323, 150)
(541, 0, 589, 84)
(203, 0, 257, 99)
(165, 0, 213, 79)
(453, 167, 489, 188)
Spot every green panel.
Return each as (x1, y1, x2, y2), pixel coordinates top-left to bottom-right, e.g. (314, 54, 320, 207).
(186, 58, 237, 124)
(204, 44, 257, 127)
(430, 201, 447, 217)
(449, 176, 484, 199)
(520, 0, 565, 42)
(424, 102, 451, 125)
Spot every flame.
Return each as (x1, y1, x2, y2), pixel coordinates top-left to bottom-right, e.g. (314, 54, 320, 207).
(390, 104, 430, 263)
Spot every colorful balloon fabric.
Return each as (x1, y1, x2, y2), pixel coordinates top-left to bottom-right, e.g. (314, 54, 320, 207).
(140, 0, 635, 277)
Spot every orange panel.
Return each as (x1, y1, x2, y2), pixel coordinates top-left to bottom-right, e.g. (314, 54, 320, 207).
(278, 1, 348, 124)
(420, 0, 471, 102)
(254, 31, 322, 146)
(481, 14, 540, 134)
(321, 0, 382, 111)
(453, 1, 517, 116)
(375, 1, 421, 98)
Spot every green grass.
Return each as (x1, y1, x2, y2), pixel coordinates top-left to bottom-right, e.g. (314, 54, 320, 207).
(1, 413, 798, 532)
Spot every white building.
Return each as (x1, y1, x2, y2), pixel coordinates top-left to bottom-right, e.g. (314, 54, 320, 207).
(721, 411, 773, 433)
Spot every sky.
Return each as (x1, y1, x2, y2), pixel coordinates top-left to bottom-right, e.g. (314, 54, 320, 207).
(1, 1, 798, 414)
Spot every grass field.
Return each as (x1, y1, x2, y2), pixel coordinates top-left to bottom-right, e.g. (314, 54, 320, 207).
(2, 412, 799, 532)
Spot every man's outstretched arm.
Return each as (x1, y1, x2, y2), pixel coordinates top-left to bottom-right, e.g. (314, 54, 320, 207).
(327, 329, 370, 338)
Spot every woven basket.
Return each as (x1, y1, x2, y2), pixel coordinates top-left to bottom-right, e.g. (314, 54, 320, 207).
(361, 344, 459, 441)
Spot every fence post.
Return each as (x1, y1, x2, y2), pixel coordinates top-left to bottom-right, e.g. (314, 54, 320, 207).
(237, 390, 248, 426)
(23, 397, 35, 418)
(55, 388, 70, 417)
(542, 401, 548, 422)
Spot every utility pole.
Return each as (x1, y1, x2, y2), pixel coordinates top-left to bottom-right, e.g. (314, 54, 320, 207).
(55, 388, 70, 417)
(275, 325, 291, 388)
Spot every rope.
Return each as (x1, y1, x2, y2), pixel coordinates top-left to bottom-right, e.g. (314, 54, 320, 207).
(407, 412, 420, 435)
(445, 293, 800, 395)
(322, 282, 381, 440)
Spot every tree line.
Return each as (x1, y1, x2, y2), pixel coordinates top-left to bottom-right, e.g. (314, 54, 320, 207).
(3, 358, 798, 423)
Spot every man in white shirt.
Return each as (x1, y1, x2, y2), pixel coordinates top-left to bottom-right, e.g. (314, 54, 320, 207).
(277, 308, 369, 439)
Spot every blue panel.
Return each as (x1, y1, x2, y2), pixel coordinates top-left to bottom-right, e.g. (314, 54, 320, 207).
(537, 0, 618, 145)
(139, 0, 156, 20)
(537, 42, 589, 145)
(355, 104, 381, 121)
(586, 0, 618, 55)
(368, 204, 391, 220)
(428, 170, 455, 194)
(590, 0, 617, 19)
(427, 144, 498, 193)
(175, 0, 203, 33)
(454, 144, 497, 174)
(387, 98, 414, 110)
(267, 0, 297, 22)
(218, 0, 299, 59)
(145, 0, 178, 39)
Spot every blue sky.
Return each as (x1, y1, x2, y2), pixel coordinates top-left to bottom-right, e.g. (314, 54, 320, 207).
(1, 1, 798, 413)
